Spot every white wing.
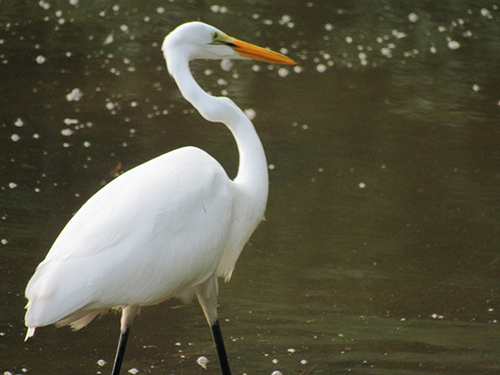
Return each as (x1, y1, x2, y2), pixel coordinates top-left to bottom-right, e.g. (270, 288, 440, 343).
(25, 146, 235, 327)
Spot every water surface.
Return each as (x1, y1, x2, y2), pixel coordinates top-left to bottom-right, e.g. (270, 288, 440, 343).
(2, 1, 500, 374)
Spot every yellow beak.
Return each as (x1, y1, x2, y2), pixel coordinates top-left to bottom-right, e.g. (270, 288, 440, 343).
(229, 37, 296, 65)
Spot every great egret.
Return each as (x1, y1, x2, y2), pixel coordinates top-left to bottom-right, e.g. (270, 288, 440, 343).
(24, 21, 295, 375)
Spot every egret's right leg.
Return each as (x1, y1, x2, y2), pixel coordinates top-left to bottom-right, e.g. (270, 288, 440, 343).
(196, 275, 232, 375)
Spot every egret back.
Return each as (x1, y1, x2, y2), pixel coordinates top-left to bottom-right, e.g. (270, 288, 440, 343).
(25, 146, 236, 328)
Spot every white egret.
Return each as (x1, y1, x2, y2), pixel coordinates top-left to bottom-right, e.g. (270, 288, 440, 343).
(24, 21, 295, 375)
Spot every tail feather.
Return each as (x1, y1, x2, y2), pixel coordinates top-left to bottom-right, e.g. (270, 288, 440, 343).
(25, 327, 36, 341)
(55, 309, 105, 330)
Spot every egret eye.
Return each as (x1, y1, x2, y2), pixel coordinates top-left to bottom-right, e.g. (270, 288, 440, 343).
(212, 32, 219, 40)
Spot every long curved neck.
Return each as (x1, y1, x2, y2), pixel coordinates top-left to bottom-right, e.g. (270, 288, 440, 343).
(166, 53, 269, 203)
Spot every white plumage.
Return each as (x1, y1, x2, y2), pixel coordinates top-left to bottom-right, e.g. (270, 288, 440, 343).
(25, 21, 295, 375)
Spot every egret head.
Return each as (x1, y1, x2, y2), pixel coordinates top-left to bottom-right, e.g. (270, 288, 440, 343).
(162, 21, 296, 64)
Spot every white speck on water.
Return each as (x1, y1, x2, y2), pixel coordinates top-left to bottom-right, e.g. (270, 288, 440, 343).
(39, 1, 51, 10)
(211, 5, 228, 13)
(448, 40, 460, 49)
(359, 182, 366, 188)
(279, 15, 291, 25)
(271, 371, 283, 375)
(293, 65, 303, 73)
(345, 36, 352, 44)
(66, 88, 82, 101)
(120, 25, 129, 33)
(392, 29, 406, 39)
(1, 239, 9, 245)
(64, 118, 78, 125)
(128, 368, 139, 374)
(61, 128, 73, 136)
(325, 23, 333, 31)
(358, 52, 367, 65)
(272, 358, 279, 364)
(210, 4, 228, 13)
(9, 182, 17, 189)
(244, 108, 256, 120)
(300, 359, 308, 365)
(288, 348, 296, 353)
(408, 13, 419, 22)
(481, 8, 493, 18)
(316, 64, 326, 73)
(278, 67, 289, 77)
(106, 102, 115, 110)
(69, 0, 78, 5)
(156, 7, 165, 14)
(83, 141, 91, 148)
(431, 313, 444, 319)
(11, 134, 20, 142)
(381, 47, 392, 58)
(14, 118, 24, 127)
(268, 164, 275, 170)
(36, 55, 46, 64)
(473, 84, 480, 92)
(97, 359, 107, 367)
(103, 33, 114, 45)
(220, 59, 233, 71)
(196, 356, 208, 369)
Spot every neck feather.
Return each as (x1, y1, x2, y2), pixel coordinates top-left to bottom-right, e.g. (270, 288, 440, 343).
(165, 52, 269, 200)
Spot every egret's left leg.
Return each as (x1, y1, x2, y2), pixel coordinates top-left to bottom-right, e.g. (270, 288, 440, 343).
(111, 305, 140, 375)
(111, 326, 131, 375)
(211, 319, 231, 375)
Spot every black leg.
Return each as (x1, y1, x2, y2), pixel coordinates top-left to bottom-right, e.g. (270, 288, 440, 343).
(111, 327, 131, 375)
(211, 320, 232, 375)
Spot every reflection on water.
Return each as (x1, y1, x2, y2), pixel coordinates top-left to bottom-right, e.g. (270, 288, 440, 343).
(2, 1, 500, 374)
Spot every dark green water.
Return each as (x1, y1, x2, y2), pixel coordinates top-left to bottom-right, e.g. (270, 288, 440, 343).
(2, 1, 500, 374)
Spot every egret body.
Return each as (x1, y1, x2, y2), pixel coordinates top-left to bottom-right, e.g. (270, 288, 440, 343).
(25, 21, 295, 375)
